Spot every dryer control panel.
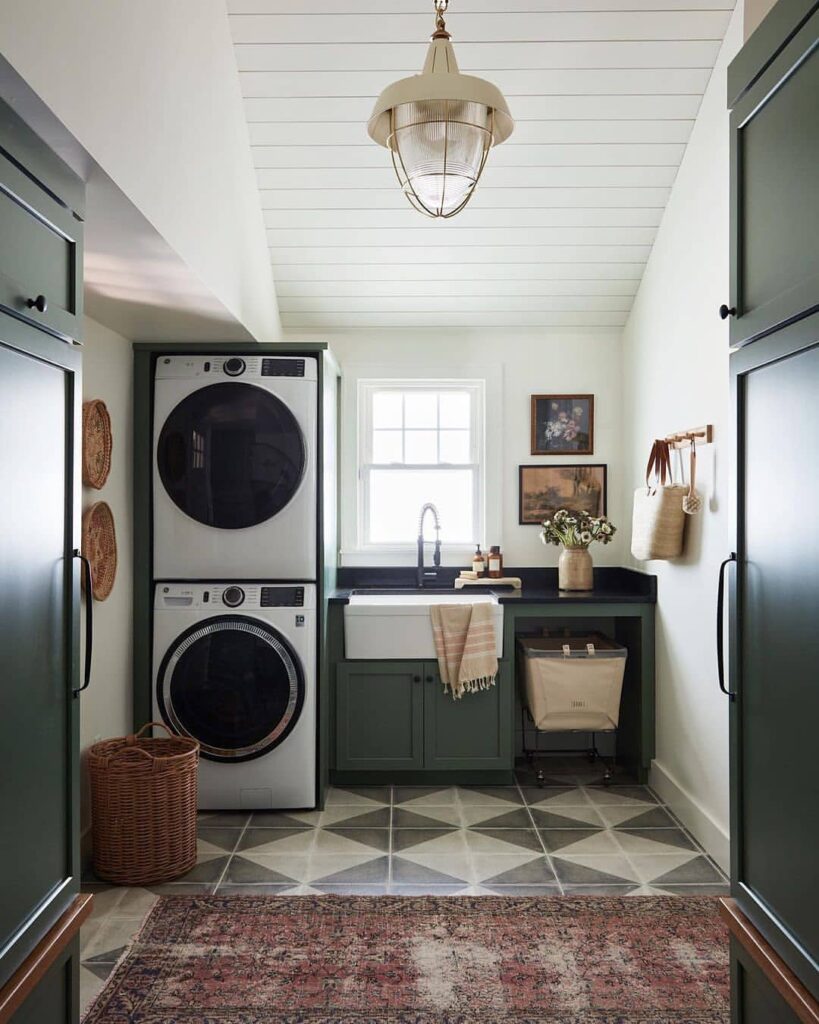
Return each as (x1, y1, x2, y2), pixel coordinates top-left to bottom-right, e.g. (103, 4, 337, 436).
(155, 582, 316, 611)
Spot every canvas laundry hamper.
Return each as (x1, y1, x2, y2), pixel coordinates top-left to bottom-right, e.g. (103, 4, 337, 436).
(518, 634, 627, 733)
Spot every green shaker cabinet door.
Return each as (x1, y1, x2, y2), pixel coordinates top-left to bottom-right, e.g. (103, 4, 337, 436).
(335, 662, 424, 770)
(728, 4, 819, 347)
(423, 662, 512, 770)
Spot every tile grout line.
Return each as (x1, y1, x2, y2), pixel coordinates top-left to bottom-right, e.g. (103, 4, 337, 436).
(213, 814, 253, 894)
(515, 774, 564, 895)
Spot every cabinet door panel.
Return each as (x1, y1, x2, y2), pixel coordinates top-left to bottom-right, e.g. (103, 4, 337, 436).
(731, 938, 805, 1024)
(729, 8, 819, 346)
(335, 662, 424, 770)
(733, 336, 819, 992)
(424, 662, 512, 770)
(0, 336, 79, 989)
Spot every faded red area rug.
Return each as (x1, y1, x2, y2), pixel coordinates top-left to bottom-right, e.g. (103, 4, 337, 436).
(84, 895, 729, 1023)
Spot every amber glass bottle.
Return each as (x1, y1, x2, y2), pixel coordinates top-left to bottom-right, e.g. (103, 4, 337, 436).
(487, 545, 503, 578)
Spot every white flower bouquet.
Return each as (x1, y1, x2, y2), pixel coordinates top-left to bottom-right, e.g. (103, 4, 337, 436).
(540, 509, 616, 550)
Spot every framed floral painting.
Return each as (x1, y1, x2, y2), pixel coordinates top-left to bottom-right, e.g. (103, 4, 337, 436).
(531, 394, 594, 455)
(519, 464, 607, 525)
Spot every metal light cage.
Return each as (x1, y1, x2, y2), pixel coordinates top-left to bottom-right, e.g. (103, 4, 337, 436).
(388, 101, 495, 219)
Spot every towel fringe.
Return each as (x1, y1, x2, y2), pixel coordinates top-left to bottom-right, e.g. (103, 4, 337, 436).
(444, 674, 497, 700)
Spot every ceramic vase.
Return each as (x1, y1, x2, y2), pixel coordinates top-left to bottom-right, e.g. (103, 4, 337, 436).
(558, 546, 593, 591)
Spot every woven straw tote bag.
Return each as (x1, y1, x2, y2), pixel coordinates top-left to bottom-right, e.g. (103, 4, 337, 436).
(631, 439, 688, 560)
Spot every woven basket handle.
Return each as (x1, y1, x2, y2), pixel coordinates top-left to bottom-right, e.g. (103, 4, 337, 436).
(130, 721, 172, 742)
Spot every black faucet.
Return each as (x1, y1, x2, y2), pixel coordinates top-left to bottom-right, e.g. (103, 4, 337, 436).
(417, 502, 442, 588)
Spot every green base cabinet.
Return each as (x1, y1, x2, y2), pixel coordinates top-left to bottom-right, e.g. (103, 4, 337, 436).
(335, 660, 513, 773)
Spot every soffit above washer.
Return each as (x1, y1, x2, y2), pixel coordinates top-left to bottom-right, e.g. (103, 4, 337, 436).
(228, 0, 735, 330)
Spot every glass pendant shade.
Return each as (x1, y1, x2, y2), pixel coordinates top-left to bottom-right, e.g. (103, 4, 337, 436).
(368, 11, 513, 219)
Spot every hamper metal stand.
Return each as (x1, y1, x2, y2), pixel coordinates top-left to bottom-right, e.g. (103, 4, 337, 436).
(521, 706, 616, 786)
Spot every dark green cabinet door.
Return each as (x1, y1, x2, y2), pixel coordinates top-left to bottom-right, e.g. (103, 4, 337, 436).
(335, 662, 424, 770)
(423, 662, 513, 770)
(732, 331, 819, 997)
(730, 938, 804, 1024)
(0, 331, 80, 992)
(9, 939, 79, 1024)
(727, 3, 819, 347)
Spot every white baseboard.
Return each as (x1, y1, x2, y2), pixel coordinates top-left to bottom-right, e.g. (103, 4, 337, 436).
(649, 760, 730, 873)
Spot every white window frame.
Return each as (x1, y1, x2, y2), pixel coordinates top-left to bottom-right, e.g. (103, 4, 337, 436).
(351, 378, 488, 562)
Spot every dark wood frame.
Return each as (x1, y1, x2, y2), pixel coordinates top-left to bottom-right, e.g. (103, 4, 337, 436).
(518, 463, 607, 525)
(530, 394, 594, 456)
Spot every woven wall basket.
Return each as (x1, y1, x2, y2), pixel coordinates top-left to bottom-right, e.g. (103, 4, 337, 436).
(82, 501, 117, 600)
(82, 399, 112, 489)
(88, 723, 200, 885)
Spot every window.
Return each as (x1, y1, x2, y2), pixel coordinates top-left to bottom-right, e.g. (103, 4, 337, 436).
(358, 380, 484, 550)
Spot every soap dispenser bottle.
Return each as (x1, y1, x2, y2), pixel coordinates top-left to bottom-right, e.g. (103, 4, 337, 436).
(487, 545, 503, 578)
(472, 545, 485, 577)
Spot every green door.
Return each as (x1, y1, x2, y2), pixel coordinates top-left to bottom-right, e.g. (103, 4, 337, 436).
(423, 661, 513, 770)
(335, 662, 424, 770)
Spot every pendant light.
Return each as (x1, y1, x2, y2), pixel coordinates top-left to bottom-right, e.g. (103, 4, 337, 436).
(367, 0, 514, 218)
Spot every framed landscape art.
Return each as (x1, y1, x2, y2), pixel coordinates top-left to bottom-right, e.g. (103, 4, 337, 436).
(519, 464, 607, 525)
(531, 394, 594, 455)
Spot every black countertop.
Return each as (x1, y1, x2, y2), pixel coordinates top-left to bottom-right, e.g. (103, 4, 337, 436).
(329, 566, 656, 606)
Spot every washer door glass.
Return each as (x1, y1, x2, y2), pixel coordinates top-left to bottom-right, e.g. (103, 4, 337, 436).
(157, 382, 306, 529)
(157, 617, 305, 763)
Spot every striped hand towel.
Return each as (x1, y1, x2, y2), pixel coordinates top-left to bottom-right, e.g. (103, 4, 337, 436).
(430, 602, 498, 700)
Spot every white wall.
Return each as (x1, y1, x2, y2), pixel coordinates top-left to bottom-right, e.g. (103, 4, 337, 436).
(292, 330, 626, 568)
(0, 0, 279, 343)
(621, 5, 744, 870)
(80, 317, 133, 834)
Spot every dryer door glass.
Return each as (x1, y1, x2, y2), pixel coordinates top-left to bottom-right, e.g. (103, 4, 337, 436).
(158, 617, 305, 762)
(157, 382, 306, 529)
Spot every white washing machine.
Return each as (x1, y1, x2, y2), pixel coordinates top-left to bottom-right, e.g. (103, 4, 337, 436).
(153, 354, 317, 580)
(153, 582, 316, 809)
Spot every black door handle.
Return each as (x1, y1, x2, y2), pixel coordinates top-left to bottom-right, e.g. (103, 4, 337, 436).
(73, 548, 94, 696)
(719, 304, 736, 319)
(25, 294, 48, 313)
(717, 552, 737, 700)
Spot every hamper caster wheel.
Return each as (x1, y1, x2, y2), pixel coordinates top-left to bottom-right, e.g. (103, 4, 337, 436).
(602, 772, 613, 787)
(536, 768, 545, 788)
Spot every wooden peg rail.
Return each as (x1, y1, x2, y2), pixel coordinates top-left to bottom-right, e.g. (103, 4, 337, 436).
(664, 424, 713, 450)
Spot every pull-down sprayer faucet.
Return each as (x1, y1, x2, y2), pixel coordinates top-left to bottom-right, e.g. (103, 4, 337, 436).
(417, 503, 442, 587)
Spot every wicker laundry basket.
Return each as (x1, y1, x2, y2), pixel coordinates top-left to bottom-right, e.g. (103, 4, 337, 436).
(88, 723, 199, 885)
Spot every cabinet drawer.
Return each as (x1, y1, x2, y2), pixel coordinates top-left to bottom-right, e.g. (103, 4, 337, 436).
(727, 4, 819, 347)
(0, 150, 83, 342)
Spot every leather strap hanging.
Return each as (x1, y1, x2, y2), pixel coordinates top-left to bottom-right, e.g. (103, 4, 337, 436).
(645, 439, 673, 493)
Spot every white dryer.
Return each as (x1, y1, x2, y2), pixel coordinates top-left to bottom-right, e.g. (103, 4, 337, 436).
(153, 582, 316, 810)
(153, 354, 317, 580)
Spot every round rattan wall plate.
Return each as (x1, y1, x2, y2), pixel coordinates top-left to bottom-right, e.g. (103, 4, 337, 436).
(82, 501, 117, 600)
(82, 399, 112, 489)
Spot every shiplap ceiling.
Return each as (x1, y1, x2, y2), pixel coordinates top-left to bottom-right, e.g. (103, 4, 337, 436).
(228, 0, 734, 329)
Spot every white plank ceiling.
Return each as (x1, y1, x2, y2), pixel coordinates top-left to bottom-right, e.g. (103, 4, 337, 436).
(228, 0, 734, 329)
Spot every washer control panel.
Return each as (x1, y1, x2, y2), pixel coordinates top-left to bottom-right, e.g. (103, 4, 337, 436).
(155, 583, 315, 611)
(155, 355, 317, 382)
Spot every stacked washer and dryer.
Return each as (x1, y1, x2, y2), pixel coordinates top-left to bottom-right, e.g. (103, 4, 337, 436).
(151, 354, 318, 809)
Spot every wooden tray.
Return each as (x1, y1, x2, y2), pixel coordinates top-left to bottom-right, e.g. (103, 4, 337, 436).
(82, 399, 112, 489)
(82, 501, 117, 600)
(454, 576, 522, 589)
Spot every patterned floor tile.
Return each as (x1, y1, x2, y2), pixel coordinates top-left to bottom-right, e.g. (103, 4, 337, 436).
(325, 786, 391, 806)
(310, 883, 390, 895)
(562, 884, 641, 895)
(196, 827, 243, 853)
(476, 883, 562, 895)
(613, 827, 697, 854)
(459, 807, 534, 829)
(309, 854, 390, 885)
(388, 883, 472, 895)
(237, 828, 315, 855)
(584, 786, 659, 807)
(643, 855, 726, 886)
(475, 855, 557, 886)
(321, 807, 392, 828)
(392, 806, 461, 828)
(456, 786, 524, 806)
(464, 829, 543, 854)
(596, 805, 679, 828)
(173, 854, 230, 884)
(393, 786, 459, 806)
(311, 828, 389, 854)
(529, 806, 605, 829)
(225, 854, 303, 884)
(392, 828, 464, 854)
(627, 852, 703, 885)
(551, 853, 637, 885)
(217, 883, 299, 894)
(521, 788, 592, 808)
(538, 829, 620, 855)
(197, 811, 250, 828)
(391, 854, 471, 886)
(249, 810, 322, 828)
(655, 883, 731, 896)
(146, 882, 216, 895)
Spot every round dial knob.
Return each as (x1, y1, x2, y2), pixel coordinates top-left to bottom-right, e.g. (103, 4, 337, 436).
(222, 586, 245, 607)
(223, 357, 246, 377)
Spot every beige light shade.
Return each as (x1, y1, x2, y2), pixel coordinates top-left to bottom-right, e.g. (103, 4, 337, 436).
(368, 30, 513, 218)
